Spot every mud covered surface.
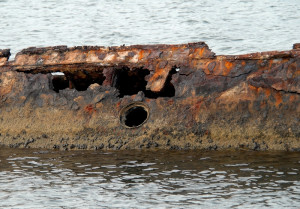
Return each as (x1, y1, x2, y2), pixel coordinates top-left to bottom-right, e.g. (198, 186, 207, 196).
(0, 42, 299, 150)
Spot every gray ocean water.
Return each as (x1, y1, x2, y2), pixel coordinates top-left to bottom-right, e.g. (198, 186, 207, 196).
(1, 0, 300, 57)
(1, 148, 300, 209)
(1, 0, 300, 208)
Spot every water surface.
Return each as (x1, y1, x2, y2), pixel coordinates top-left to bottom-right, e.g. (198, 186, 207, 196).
(0, 147, 300, 208)
(0, 0, 300, 57)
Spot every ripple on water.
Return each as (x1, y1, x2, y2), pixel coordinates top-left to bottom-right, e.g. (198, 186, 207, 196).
(0, 148, 300, 208)
(0, 0, 299, 58)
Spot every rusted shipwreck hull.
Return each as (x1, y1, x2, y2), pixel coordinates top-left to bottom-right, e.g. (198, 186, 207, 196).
(0, 42, 299, 151)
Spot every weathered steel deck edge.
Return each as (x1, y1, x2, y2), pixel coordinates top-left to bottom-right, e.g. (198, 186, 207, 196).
(0, 42, 299, 151)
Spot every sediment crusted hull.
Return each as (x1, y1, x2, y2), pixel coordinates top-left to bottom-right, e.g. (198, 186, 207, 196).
(0, 42, 299, 150)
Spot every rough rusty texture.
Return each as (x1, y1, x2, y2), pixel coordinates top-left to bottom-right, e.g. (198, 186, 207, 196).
(0, 42, 299, 151)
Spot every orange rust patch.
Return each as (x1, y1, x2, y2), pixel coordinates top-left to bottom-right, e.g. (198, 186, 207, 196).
(289, 95, 296, 102)
(198, 48, 204, 57)
(266, 60, 273, 72)
(257, 87, 264, 94)
(249, 85, 259, 94)
(148, 68, 165, 82)
(274, 92, 283, 107)
(225, 61, 233, 69)
(213, 62, 223, 75)
(264, 88, 271, 97)
(223, 61, 233, 76)
(189, 48, 205, 59)
(84, 104, 96, 114)
(190, 59, 199, 69)
(138, 50, 144, 60)
(171, 46, 179, 52)
(116, 101, 121, 109)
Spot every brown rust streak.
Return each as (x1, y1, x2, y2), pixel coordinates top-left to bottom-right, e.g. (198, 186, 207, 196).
(2, 42, 300, 94)
(0, 42, 300, 151)
(9, 42, 215, 92)
(147, 66, 172, 92)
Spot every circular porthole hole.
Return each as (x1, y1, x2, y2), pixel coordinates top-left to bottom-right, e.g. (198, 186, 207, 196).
(120, 102, 149, 128)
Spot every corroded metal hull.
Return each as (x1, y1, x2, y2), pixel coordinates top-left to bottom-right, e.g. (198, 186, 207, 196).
(0, 42, 299, 150)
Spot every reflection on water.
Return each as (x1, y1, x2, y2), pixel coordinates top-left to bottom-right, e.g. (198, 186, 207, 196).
(0, 147, 299, 208)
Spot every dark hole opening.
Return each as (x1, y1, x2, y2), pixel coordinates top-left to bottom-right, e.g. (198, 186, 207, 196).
(51, 66, 177, 98)
(112, 67, 149, 98)
(112, 66, 176, 98)
(124, 106, 148, 128)
(52, 74, 69, 93)
(70, 71, 106, 91)
(51, 71, 106, 92)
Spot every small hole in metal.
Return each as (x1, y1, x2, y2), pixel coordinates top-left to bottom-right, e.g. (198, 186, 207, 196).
(120, 103, 149, 128)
